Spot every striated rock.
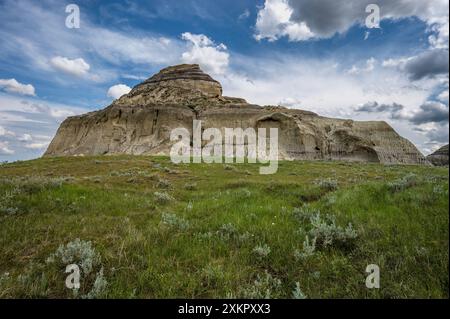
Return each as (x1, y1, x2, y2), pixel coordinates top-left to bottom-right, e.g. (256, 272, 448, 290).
(426, 144, 449, 166)
(45, 64, 428, 165)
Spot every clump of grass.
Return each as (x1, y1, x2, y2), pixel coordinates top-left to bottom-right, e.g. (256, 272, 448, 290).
(154, 191, 174, 204)
(252, 244, 271, 259)
(387, 173, 418, 192)
(241, 271, 282, 299)
(315, 178, 338, 191)
(161, 212, 190, 230)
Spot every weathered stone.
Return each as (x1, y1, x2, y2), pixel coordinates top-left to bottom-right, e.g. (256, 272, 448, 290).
(426, 144, 449, 166)
(44, 64, 428, 165)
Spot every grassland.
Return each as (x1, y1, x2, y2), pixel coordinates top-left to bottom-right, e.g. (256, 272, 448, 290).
(0, 156, 448, 298)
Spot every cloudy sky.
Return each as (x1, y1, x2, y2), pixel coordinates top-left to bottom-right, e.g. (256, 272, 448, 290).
(0, 0, 448, 161)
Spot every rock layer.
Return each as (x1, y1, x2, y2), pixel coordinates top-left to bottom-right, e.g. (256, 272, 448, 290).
(426, 144, 449, 166)
(45, 64, 428, 165)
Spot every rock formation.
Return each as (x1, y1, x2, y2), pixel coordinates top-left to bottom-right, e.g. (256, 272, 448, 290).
(426, 144, 449, 166)
(45, 64, 428, 164)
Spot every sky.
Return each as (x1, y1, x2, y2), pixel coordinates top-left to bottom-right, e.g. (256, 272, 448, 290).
(0, 0, 448, 161)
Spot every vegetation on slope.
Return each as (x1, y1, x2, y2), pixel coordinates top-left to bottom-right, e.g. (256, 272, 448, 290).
(0, 156, 448, 298)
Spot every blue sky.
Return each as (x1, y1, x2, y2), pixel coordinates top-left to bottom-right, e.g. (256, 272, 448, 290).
(0, 0, 448, 161)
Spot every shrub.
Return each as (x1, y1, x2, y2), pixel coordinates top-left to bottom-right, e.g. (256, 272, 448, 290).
(294, 236, 316, 260)
(217, 223, 238, 240)
(293, 205, 316, 223)
(157, 178, 171, 189)
(387, 173, 418, 192)
(252, 244, 271, 259)
(46, 239, 107, 299)
(161, 212, 190, 230)
(46, 238, 101, 275)
(184, 182, 197, 190)
(309, 213, 357, 248)
(315, 178, 338, 191)
(292, 282, 307, 299)
(241, 271, 282, 299)
(154, 191, 174, 204)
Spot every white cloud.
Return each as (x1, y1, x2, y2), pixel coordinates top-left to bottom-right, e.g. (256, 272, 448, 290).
(254, 0, 314, 41)
(0, 141, 14, 155)
(181, 32, 230, 75)
(24, 142, 49, 150)
(255, 0, 449, 45)
(49, 56, 90, 77)
(347, 57, 377, 75)
(18, 133, 32, 142)
(107, 84, 132, 100)
(0, 125, 15, 137)
(0, 79, 35, 96)
(437, 89, 449, 103)
(239, 9, 251, 20)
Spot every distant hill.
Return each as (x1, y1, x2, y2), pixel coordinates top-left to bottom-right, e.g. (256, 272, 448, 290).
(427, 144, 449, 166)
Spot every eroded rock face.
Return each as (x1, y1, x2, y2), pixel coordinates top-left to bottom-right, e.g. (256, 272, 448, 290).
(426, 145, 449, 166)
(45, 64, 428, 164)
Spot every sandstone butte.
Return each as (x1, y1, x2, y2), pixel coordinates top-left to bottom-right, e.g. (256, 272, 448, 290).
(45, 64, 430, 165)
(426, 144, 449, 166)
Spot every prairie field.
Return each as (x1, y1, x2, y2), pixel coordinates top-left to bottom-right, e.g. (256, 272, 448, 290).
(0, 156, 448, 298)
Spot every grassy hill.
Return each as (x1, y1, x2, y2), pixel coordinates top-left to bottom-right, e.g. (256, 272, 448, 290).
(0, 156, 448, 298)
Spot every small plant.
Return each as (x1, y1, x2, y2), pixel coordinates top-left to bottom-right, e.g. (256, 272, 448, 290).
(293, 205, 316, 223)
(252, 244, 271, 259)
(161, 212, 190, 230)
(157, 178, 171, 189)
(241, 271, 282, 299)
(154, 191, 174, 204)
(82, 267, 108, 299)
(387, 173, 418, 192)
(239, 188, 252, 198)
(46, 239, 107, 299)
(46, 239, 101, 275)
(202, 264, 225, 286)
(217, 223, 238, 240)
(292, 282, 307, 299)
(315, 178, 338, 191)
(309, 213, 357, 248)
(294, 236, 316, 260)
(184, 182, 197, 190)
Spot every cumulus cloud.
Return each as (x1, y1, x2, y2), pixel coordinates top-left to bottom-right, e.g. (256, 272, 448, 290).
(255, 0, 449, 43)
(107, 84, 132, 100)
(356, 101, 405, 119)
(181, 32, 230, 75)
(254, 0, 314, 41)
(409, 101, 449, 124)
(0, 79, 35, 96)
(0, 141, 14, 155)
(49, 56, 90, 77)
(404, 49, 449, 81)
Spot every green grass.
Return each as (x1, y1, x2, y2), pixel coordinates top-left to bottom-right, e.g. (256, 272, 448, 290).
(0, 156, 448, 298)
